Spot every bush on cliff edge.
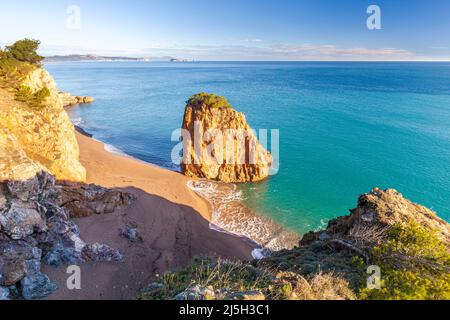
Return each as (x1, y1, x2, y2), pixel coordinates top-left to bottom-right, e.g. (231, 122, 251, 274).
(5, 39, 44, 65)
(1, 39, 49, 108)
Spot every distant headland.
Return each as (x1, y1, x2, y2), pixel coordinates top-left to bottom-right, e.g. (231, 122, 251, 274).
(44, 54, 194, 63)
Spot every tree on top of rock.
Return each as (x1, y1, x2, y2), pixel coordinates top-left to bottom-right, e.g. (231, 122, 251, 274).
(5, 39, 44, 65)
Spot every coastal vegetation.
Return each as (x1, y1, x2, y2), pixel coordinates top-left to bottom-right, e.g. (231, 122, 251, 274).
(137, 258, 355, 300)
(4, 39, 44, 65)
(187, 92, 232, 109)
(15, 85, 50, 108)
(361, 223, 450, 300)
(138, 189, 450, 300)
(0, 39, 49, 108)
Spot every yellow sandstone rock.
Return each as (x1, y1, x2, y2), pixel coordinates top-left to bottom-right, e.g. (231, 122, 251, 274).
(181, 93, 272, 183)
(0, 68, 86, 182)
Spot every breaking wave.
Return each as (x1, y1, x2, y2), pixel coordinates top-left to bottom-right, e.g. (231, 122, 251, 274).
(188, 180, 300, 258)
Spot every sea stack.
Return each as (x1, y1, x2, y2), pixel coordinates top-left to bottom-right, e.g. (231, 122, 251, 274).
(181, 93, 272, 183)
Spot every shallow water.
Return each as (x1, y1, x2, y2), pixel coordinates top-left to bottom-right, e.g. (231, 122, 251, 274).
(47, 61, 450, 236)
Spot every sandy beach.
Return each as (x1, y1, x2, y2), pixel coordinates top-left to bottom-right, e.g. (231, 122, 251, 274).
(43, 131, 254, 300)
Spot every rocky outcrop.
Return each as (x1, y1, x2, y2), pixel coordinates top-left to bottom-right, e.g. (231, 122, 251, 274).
(0, 172, 133, 299)
(58, 92, 94, 108)
(301, 188, 450, 246)
(56, 181, 135, 218)
(0, 68, 86, 182)
(139, 188, 450, 301)
(181, 93, 272, 183)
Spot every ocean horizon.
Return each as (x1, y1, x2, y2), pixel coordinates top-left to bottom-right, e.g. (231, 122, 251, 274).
(46, 61, 450, 235)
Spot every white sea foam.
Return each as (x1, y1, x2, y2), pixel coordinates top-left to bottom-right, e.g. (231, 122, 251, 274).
(188, 180, 300, 259)
(71, 117, 84, 126)
(104, 143, 129, 157)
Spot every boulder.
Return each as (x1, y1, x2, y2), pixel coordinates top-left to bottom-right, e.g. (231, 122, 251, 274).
(0, 287, 10, 300)
(56, 181, 135, 218)
(175, 285, 216, 301)
(0, 240, 39, 286)
(120, 227, 142, 242)
(0, 203, 47, 240)
(82, 243, 124, 262)
(21, 272, 57, 300)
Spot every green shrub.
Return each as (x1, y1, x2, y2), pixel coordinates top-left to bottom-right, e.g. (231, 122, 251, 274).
(15, 85, 50, 108)
(0, 46, 36, 88)
(360, 223, 450, 300)
(187, 92, 232, 109)
(15, 85, 33, 102)
(5, 39, 44, 65)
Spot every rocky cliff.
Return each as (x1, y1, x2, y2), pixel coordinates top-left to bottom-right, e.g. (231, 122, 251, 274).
(181, 93, 272, 183)
(0, 68, 86, 182)
(139, 188, 450, 300)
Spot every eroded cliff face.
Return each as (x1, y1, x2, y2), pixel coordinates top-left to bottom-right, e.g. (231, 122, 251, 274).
(0, 68, 86, 182)
(181, 94, 272, 183)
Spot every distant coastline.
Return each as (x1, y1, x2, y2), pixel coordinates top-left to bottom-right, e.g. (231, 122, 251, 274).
(44, 54, 194, 63)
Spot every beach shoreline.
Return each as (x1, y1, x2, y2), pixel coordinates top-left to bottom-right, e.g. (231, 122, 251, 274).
(42, 130, 256, 300)
(75, 127, 300, 252)
(76, 130, 213, 221)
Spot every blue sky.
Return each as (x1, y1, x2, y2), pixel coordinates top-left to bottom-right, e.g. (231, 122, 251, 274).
(1, 0, 450, 60)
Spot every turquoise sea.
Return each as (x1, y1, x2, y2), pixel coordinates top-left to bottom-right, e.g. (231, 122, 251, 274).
(46, 61, 450, 235)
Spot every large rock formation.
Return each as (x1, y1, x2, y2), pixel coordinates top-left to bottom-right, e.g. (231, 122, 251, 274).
(301, 188, 450, 246)
(0, 172, 133, 300)
(0, 68, 86, 182)
(181, 93, 272, 183)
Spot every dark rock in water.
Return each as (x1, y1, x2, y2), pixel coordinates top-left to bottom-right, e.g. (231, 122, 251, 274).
(82, 243, 124, 262)
(74, 125, 93, 138)
(120, 228, 142, 242)
(21, 272, 57, 300)
(0, 286, 10, 300)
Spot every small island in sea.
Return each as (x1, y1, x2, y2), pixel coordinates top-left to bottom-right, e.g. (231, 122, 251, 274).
(1, 39, 449, 302)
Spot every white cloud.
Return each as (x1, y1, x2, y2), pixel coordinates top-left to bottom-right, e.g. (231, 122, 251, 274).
(37, 42, 450, 61)
(243, 39, 264, 43)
